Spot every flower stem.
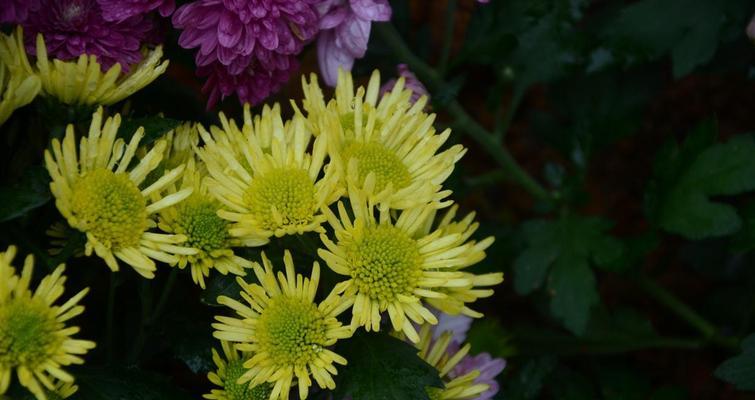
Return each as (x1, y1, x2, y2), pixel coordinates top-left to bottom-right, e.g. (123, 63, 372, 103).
(438, 0, 458, 74)
(106, 273, 117, 363)
(374, 23, 552, 202)
(633, 274, 739, 350)
(128, 268, 179, 364)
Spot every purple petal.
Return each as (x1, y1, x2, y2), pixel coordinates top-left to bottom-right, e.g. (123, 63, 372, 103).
(349, 0, 391, 22)
(317, 29, 354, 86)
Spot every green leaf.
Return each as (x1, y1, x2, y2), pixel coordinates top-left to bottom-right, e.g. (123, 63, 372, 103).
(598, 365, 651, 400)
(466, 317, 515, 358)
(200, 274, 243, 307)
(0, 166, 51, 222)
(514, 216, 623, 334)
(658, 135, 755, 239)
(731, 200, 755, 252)
(333, 331, 443, 400)
(73, 367, 194, 399)
(603, 0, 725, 78)
(547, 255, 598, 335)
(715, 334, 755, 391)
(502, 356, 557, 400)
(118, 116, 181, 145)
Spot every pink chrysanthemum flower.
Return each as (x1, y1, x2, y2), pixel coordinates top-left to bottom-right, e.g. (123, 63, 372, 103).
(22, 0, 156, 71)
(173, 0, 321, 75)
(316, 0, 391, 86)
(380, 64, 429, 105)
(0, 0, 41, 24)
(96, 0, 175, 22)
(748, 13, 755, 42)
(199, 58, 297, 109)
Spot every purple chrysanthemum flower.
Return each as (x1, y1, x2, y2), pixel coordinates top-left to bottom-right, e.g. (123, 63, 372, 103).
(173, 0, 321, 75)
(0, 0, 41, 24)
(432, 313, 506, 400)
(380, 64, 429, 105)
(316, 0, 391, 86)
(96, 0, 175, 22)
(199, 57, 298, 109)
(451, 353, 507, 400)
(23, 0, 156, 71)
(748, 13, 755, 42)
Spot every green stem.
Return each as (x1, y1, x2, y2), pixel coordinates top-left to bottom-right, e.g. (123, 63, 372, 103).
(634, 274, 739, 350)
(438, 0, 458, 74)
(152, 268, 179, 320)
(106, 273, 117, 363)
(494, 86, 525, 140)
(374, 23, 551, 202)
(128, 269, 178, 364)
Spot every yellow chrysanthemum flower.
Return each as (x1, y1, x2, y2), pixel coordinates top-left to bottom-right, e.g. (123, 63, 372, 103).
(417, 326, 488, 400)
(212, 251, 353, 400)
(318, 188, 501, 342)
(299, 70, 464, 209)
(197, 104, 341, 241)
(0, 246, 95, 400)
(0, 28, 41, 125)
(157, 160, 254, 289)
(45, 107, 196, 278)
(421, 205, 505, 318)
(205, 341, 273, 400)
(3, 27, 167, 106)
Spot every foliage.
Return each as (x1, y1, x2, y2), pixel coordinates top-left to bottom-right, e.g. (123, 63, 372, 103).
(1, 0, 755, 398)
(333, 332, 443, 400)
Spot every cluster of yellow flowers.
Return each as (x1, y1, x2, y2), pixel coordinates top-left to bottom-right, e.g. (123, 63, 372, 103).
(0, 65, 502, 399)
(0, 27, 167, 126)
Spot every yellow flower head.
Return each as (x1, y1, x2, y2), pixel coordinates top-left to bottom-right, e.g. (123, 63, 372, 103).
(417, 326, 488, 400)
(212, 251, 353, 400)
(45, 107, 196, 278)
(4, 27, 167, 106)
(0, 28, 41, 126)
(157, 160, 254, 289)
(420, 205, 504, 318)
(204, 341, 273, 400)
(299, 70, 464, 209)
(0, 246, 95, 400)
(197, 104, 341, 241)
(318, 188, 501, 342)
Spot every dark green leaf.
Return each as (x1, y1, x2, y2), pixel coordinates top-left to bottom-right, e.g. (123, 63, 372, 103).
(466, 317, 515, 358)
(514, 216, 623, 334)
(731, 200, 755, 252)
(502, 356, 557, 400)
(547, 255, 598, 335)
(602, 0, 725, 77)
(73, 367, 194, 400)
(200, 274, 243, 307)
(118, 116, 181, 145)
(0, 166, 51, 222)
(333, 331, 442, 400)
(598, 365, 651, 400)
(715, 334, 755, 391)
(659, 135, 755, 239)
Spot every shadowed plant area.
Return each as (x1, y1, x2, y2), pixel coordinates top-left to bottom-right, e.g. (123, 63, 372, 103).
(1, 0, 755, 399)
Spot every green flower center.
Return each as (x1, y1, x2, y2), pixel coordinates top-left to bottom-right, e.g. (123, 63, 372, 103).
(224, 359, 272, 400)
(346, 225, 422, 303)
(342, 142, 411, 192)
(173, 194, 229, 253)
(70, 168, 147, 249)
(0, 297, 62, 368)
(256, 297, 328, 367)
(244, 168, 317, 232)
